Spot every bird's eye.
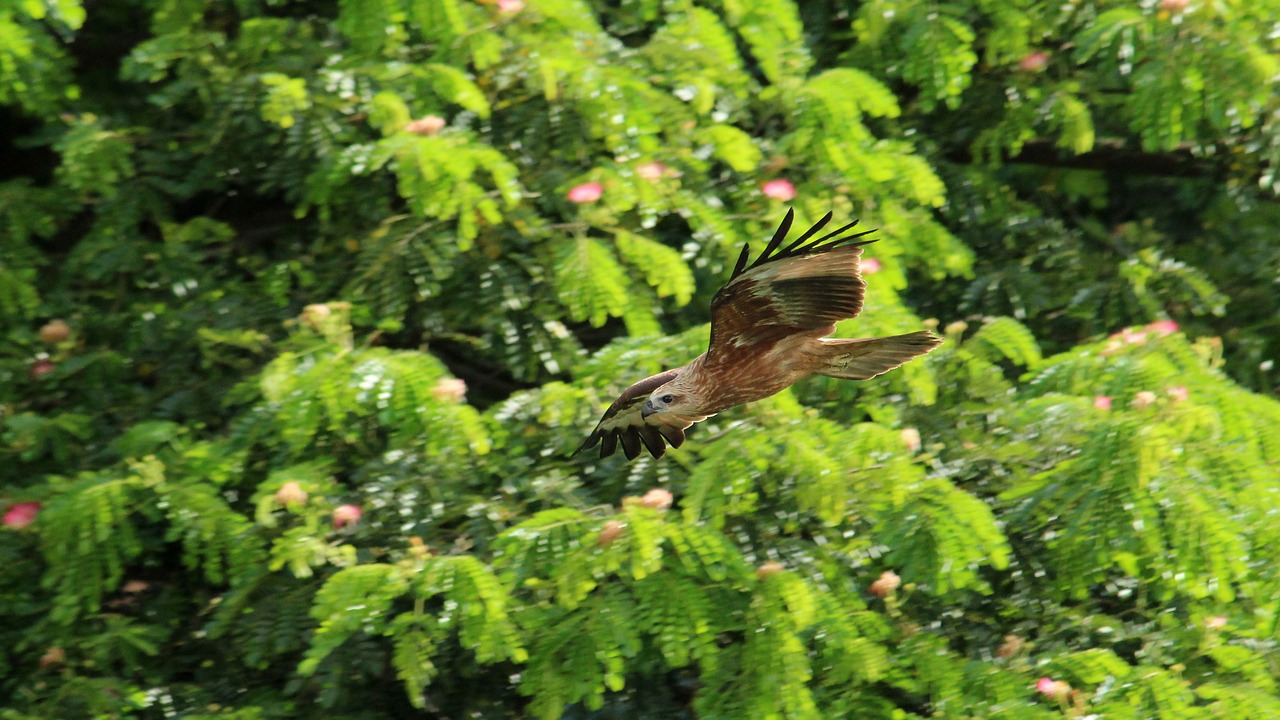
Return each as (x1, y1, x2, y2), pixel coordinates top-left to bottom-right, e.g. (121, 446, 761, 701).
(660, 394, 674, 404)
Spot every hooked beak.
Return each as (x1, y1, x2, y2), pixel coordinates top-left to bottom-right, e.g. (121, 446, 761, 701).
(641, 400, 656, 419)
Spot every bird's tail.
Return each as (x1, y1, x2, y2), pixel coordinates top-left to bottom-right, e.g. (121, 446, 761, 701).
(812, 330, 942, 380)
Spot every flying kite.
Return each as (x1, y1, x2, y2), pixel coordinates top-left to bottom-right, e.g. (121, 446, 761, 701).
(576, 209, 942, 460)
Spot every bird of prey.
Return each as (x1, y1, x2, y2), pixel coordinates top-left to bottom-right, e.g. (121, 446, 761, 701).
(576, 209, 941, 460)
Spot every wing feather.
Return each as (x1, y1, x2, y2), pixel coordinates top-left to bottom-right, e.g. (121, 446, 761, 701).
(709, 212, 877, 358)
(619, 430, 642, 460)
(730, 243, 751, 279)
(600, 431, 618, 457)
(658, 425, 686, 448)
(781, 210, 835, 253)
(575, 368, 706, 460)
(754, 207, 796, 267)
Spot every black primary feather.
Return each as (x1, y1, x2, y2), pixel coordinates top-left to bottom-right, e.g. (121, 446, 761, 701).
(730, 243, 751, 278)
(727, 209, 878, 282)
(780, 210, 833, 253)
(755, 207, 796, 264)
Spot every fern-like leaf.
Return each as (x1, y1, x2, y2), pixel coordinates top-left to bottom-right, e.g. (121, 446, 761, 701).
(299, 563, 408, 675)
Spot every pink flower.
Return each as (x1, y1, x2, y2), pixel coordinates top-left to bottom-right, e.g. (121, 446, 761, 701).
(761, 179, 796, 201)
(1204, 615, 1227, 630)
(1159, 0, 1189, 14)
(432, 377, 467, 403)
(1036, 677, 1071, 699)
(567, 182, 603, 204)
(869, 570, 901, 598)
(1094, 396, 1112, 411)
(405, 115, 446, 136)
(333, 504, 363, 529)
(1147, 320, 1179, 336)
(3, 502, 40, 529)
(29, 358, 55, 379)
(496, 0, 524, 12)
(862, 258, 882, 274)
(1122, 328, 1148, 344)
(639, 488, 673, 511)
(1018, 52, 1050, 72)
(1167, 386, 1189, 402)
(900, 427, 921, 453)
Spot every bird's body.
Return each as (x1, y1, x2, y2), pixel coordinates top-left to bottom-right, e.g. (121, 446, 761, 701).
(577, 209, 942, 460)
(660, 334, 817, 415)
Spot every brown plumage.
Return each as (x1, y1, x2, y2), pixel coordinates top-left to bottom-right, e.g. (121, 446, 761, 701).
(575, 209, 942, 460)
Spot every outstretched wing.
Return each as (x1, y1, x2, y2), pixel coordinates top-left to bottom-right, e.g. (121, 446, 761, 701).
(708, 209, 876, 359)
(575, 369, 707, 460)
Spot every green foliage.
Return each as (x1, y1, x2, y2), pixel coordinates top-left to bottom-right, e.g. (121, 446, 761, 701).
(3, 0, 1280, 717)
(258, 74, 310, 129)
(300, 564, 407, 675)
(553, 236, 634, 329)
(0, 0, 82, 115)
(38, 472, 145, 622)
(877, 477, 1010, 594)
(1005, 330, 1280, 603)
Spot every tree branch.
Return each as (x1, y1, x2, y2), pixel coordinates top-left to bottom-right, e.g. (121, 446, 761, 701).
(956, 138, 1216, 178)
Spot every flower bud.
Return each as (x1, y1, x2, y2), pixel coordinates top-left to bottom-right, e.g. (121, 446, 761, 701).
(405, 115, 446, 136)
(432, 377, 467, 403)
(995, 634, 1024, 659)
(900, 427, 922, 453)
(333, 504, 363, 529)
(869, 570, 901, 598)
(301, 303, 332, 328)
(1035, 677, 1071, 700)
(636, 162, 677, 181)
(29, 358, 55, 379)
(1132, 390, 1158, 409)
(756, 561, 785, 579)
(1018, 52, 1050, 72)
(408, 536, 431, 558)
(639, 488, 673, 511)
(39, 320, 71, 343)
(598, 520, 625, 547)
(274, 481, 308, 507)
(38, 646, 65, 669)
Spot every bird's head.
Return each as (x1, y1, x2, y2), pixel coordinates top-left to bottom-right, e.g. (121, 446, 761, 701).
(641, 387, 686, 419)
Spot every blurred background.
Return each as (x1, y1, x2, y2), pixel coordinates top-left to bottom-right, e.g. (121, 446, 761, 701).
(2, 0, 1279, 717)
